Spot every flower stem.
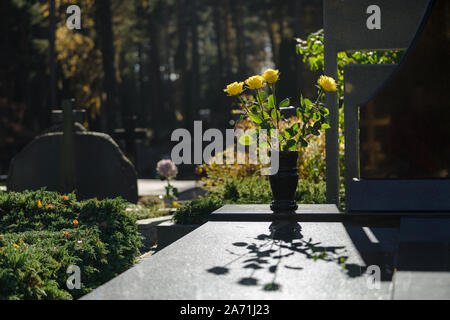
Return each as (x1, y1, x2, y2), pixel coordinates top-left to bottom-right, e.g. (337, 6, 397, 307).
(270, 84, 281, 151)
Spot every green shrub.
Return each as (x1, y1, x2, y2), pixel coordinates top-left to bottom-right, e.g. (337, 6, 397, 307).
(211, 175, 326, 205)
(174, 176, 326, 225)
(0, 189, 142, 299)
(0, 228, 107, 300)
(173, 196, 223, 225)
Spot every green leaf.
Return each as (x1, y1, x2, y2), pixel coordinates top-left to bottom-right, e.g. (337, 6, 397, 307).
(321, 123, 331, 130)
(313, 112, 321, 121)
(268, 95, 275, 109)
(258, 91, 267, 101)
(303, 98, 313, 107)
(296, 107, 302, 119)
(248, 112, 263, 124)
(284, 130, 292, 139)
(271, 108, 279, 120)
(238, 134, 254, 146)
(279, 98, 290, 108)
(286, 139, 297, 151)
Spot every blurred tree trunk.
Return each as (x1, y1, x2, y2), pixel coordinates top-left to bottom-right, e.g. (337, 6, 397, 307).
(213, 3, 224, 82)
(175, 0, 191, 129)
(48, 0, 56, 113)
(135, 0, 145, 123)
(162, 1, 173, 113)
(137, 44, 145, 122)
(277, 2, 285, 40)
(190, 0, 200, 120)
(265, 9, 278, 65)
(223, 0, 233, 80)
(148, 2, 163, 132)
(213, 2, 228, 127)
(295, 0, 303, 97)
(95, 0, 120, 132)
(234, 0, 246, 78)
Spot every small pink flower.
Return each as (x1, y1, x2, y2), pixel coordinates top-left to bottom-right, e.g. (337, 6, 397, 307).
(156, 160, 178, 179)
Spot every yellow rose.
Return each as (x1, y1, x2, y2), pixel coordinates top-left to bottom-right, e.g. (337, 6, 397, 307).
(318, 75, 337, 92)
(263, 69, 279, 84)
(224, 82, 244, 96)
(245, 75, 265, 90)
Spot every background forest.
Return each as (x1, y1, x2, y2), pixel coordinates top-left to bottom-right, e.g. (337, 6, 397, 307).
(0, 0, 323, 177)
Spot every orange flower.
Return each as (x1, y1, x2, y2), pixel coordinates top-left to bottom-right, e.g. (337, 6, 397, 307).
(46, 204, 53, 209)
(13, 243, 20, 248)
(64, 231, 69, 237)
(62, 196, 69, 201)
(37, 200, 42, 208)
(73, 220, 79, 226)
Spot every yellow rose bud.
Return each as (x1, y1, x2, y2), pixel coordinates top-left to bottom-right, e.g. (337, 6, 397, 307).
(318, 75, 337, 92)
(245, 75, 265, 90)
(263, 69, 279, 84)
(224, 82, 244, 96)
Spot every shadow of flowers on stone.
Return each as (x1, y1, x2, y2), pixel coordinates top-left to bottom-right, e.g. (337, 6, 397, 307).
(207, 221, 367, 291)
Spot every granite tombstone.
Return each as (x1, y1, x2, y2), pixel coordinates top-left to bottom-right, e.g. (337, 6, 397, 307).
(7, 100, 138, 203)
(323, 0, 430, 204)
(340, 0, 450, 211)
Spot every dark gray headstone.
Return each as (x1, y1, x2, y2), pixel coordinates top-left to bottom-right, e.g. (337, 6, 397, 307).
(324, 0, 429, 51)
(7, 126, 138, 203)
(323, 0, 430, 204)
(343, 0, 450, 212)
(359, 0, 450, 179)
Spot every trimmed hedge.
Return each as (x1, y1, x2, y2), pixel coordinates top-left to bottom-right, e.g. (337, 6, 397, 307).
(0, 189, 142, 300)
(172, 196, 224, 225)
(173, 176, 326, 225)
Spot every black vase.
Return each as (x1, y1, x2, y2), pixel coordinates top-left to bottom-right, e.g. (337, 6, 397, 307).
(269, 151, 299, 212)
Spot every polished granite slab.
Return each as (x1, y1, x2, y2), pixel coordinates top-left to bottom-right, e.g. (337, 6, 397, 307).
(82, 220, 396, 300)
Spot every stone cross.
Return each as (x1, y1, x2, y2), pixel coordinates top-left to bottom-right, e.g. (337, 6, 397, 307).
(113, 115, 146, 164)
(61, 99, 76, 193)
